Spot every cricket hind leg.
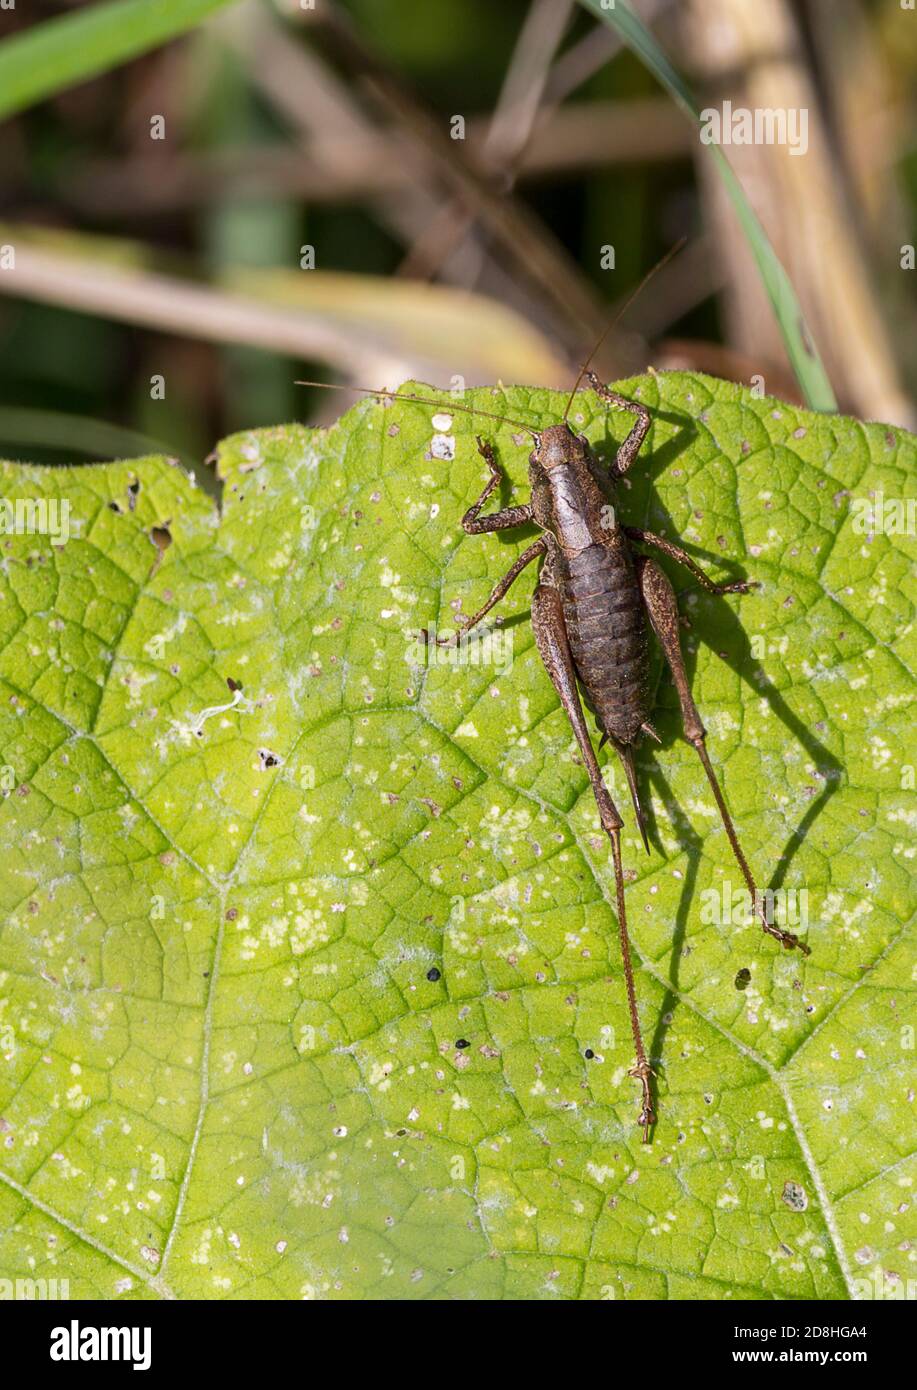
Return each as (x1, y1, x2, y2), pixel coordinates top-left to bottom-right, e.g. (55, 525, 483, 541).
(584, 370, 651, 477)
(636, 557, 810, 956)
(530, 579, 655, 1140)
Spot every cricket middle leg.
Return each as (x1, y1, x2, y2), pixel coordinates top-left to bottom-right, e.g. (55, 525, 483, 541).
(636, 557, 810, 955)
(426, 536, 546, 647)
(531, 579, 656, 1140)
(624, 526, 758, 595)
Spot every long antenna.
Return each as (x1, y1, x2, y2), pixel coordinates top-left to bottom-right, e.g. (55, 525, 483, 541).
(295, 380, 539, 436)
(562, 236, 688, 422)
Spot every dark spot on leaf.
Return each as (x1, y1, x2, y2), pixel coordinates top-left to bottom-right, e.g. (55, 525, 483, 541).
(734, 968, 752, 990)
(426, 967, 441, 982)
(782, 1180, 808, 1212)
(584, 1048, 595, 1060)
(455, 1038, 470, 1050)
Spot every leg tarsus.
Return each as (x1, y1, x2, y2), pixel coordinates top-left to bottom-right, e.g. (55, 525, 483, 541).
(627, 1057, 656, 1142)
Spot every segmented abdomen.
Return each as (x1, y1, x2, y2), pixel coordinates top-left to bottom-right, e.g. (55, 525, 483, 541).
(560, 541, 650, 745)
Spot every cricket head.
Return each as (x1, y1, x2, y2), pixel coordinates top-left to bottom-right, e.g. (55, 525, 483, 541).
(531, 422, 588, 473)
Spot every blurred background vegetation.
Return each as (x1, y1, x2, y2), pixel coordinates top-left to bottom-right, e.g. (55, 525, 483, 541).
(0, 0, 914, 483)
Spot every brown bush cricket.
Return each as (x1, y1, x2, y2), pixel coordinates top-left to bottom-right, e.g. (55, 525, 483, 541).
(297, 276, 811, 1141)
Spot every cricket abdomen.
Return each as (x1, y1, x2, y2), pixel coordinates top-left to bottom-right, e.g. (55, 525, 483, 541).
(559, 541, 651, 745)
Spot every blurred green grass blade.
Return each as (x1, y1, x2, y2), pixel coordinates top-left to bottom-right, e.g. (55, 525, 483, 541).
(0, 0, 239, 123)
(579, 0, 838, 413)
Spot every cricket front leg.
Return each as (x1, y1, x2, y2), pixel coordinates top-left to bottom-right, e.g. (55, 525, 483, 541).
(584, 370, 651, 477)
(624, 527, 758, 594)
(461, 437, 532, 534)
(531, 580, 655, 1140)
(636, 557, 810, 956)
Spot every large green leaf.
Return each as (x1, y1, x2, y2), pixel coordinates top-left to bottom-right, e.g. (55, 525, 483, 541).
(0, 373, 913, 1300)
